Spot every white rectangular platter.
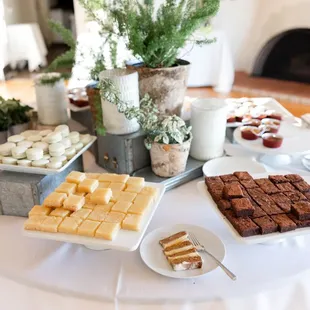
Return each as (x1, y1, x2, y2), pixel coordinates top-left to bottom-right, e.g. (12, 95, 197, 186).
(197, 173, 310, 244)
(24, 182, 166, 251)
(0, 136, 97, 175)
(226, 97, 294, 128)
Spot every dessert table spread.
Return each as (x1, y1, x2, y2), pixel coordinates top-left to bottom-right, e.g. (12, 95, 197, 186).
(2, 153, 310, 309)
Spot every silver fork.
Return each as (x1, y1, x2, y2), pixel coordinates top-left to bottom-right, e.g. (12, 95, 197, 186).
(189, 232, 237, 281)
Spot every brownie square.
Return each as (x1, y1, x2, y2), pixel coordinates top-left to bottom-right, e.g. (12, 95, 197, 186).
(291, 201, 310, 220)
(251, 205, 268, 219)
(255, 178, 280, 194)
(233, 171, 252, 180)
(304, 192, 310, 201)
(209, 189, 223, 202)
(271, 214, 297, 232)
(247, 188, 265, 198)
(288, 214, 310, 228)
(225, 210, 260, 237)
(240, 179, 258, 189)
(231, 198, 255, 217)
(259, 203, 284, 215)
(223, 183, 244, 199)
(217, 199, 231, 211)
(293, 180, 310, 193)
(269, 175, 288, 184)
(220, 174, 238, 183)
(285, 191, 307, 202)
(253, 216, 278, 234)
(276, 182, 295, 192)
(285, 174, 303, 183)
(205, 176, 223, 187)
(269, 193, 292, 213)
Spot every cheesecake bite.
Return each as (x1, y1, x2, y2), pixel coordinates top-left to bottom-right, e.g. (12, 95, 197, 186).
(124, 184, 143, 193)
(66, 171, 86, 184)
(55, 182, 77, 196)
(105, 211, 126, 223)
(29, 205, 52, 217)
(63, 194, 85, 212)
(95, 222, 120, 240)
(24, 215, 47, 231)
(127, 201, 149, 215)
(111, 201, 132, 213)
(43, 192, 67, 208)
(95, 202, 114, 212)
(90, 188, 112, 205)
(139, 186, 158, 199)
(77, 220, 100, 237)
(134, 194, 153, 208)
(58, 217, 82, 234)
(109, 182, 126, 191)
(126, 177, 145, 187)
(88, 209, 109, 221)
(122, 214, 143, 231)
(78, 178, 99, 193)
(118, 191, 137, 202)
(70, 208, 91, 220)
(41, 216, 63, 233)
(50, 208, 71, 218)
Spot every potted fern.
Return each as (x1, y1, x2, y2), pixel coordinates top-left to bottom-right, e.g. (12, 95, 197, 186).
(100, 79, 192, 177)
(79, 0, 220, 115)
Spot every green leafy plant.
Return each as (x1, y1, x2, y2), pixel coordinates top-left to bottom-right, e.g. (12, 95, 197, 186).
(100, 79, 192, 148)
(79, 0, 220, 68)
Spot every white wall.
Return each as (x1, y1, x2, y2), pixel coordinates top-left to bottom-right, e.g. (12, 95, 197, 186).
(3, 0, 37, 25)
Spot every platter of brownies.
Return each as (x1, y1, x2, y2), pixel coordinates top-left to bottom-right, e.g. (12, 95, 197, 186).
(198, 171, 310, 244)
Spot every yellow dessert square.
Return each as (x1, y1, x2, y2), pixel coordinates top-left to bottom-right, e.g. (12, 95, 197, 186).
(90, 188, 112, 205)
(110, 191, 121, 202)
(41, 216, 63, 233)
(85, 173, 101, 179)
(109, 182, 126, 191)
(74, 192, 85, 197)
(71, 208, 91, 220)
(29, 205, 52, 217)
(78, 178, 99, 193)
(95, 202, 114, 212)
(77, 220, 100, 237)
(85, 193, 92, 202)
(98, 181, 111, 188)
(66, 171, 86, 184)
(105, 211, 126, 223)
(122, 214, 143, 231)
(99, 173, 129, 183)
(139, 186, 159, 199)
(134, 194, 153, 208)
(24, 215, 47, 231)
(63, 194, 85, 212)
(58, 217, 82, 234)
(126, 176, 145, 187)
(55, 182, 77, 195)
(83, 203, 96, 209)
(118, 191, 137, 203)
(88, 209, 109, 222)
(127, 201, 149, 215)
(111, 201, 132, 214)
(124, 184, 143, 193)
(43, 192, 67, 208)
(95, 222, 120, 240)
(50, 208, 71, 218)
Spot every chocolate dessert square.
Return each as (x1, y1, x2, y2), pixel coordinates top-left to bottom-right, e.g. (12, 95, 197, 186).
(285, 174, 303, 183)
(269, 175, 288, 184)
(217, 199, 231, 211)
(271, 214, 297, 232)
(285, 191, 307, 202)
(276, 182, 295, 192)
(269, 193, 292, 213)
(223, 183, 244, 199)
(205, 176, 223, 187)
(208, 188, 223, 202)
(291, 201, 310, 220)
(251, 205, 268, 219)
(233, 171, 252, 180)
(225, 210, 260, 237)
(247, 188, 265, 199)
(240, 179, 258, 189)
(293, 180, 310, 193)
(255, 178, 280, 194)
(304, 192, 310, 201)
(248, 190, 273, 207)
(253, 216, 278, 234)
(241, 188, 252, 199)
(288, 214, 310, 228)
(231, 198, 255, 217)
(220, 174, 238, 183)
(259, 203, 283, 215)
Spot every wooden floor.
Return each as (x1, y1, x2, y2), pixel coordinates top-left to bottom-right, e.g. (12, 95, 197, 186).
(1, 76, 310, 117)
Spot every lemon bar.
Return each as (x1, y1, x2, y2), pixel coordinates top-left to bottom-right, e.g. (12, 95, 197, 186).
(126, 177, 145, 187)
(78, 178, 99, 193)
(105, 211, 126, 223)
(58, 217, 82, 234)
(99, 173, 129, 183)
(85, 193, 92, 202)
(41, 216, 63, 233)
(112, 201, 132, 214)
(77, 220, 100, 237)
(124, 184, 143, 193)
(55, 182, 77, 195)
(66, 171, 86, 184)
(98, 181, 110, 188)
(71, 208, 91, 220)
(50, 208, 71, 218)
(139, 186, 158, 199)
(63, 194, 85, 211)
(43, 192, 67, 208)
(110, 190, 122, 202)
(127, 201, 149, 215)
(90, 188, 112, 205)
(29, 205, 52, 217)
(85, 173, 101, 179)
(118, 191, 137, 203)
(134, 194, 153, 208)
(88, 209, 109, 221)
(74, 192, 86, 197)
(109, 182, 126, 191)
(24, 215, 47, 231)
(83, 203, 96, 209)
(122, 214, 143, 231)
(95, 222, 120, 240)
(95, 202, 114, 212)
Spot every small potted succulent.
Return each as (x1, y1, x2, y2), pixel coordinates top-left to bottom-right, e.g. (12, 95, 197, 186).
(100, 79, 192, 177)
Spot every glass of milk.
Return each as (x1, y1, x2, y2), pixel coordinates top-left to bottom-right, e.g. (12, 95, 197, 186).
(190, 98, 227, 161)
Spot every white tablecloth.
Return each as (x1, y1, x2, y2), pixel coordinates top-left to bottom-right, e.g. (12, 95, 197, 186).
(7, 23, 47, 71)
(2, 153, 310, 309)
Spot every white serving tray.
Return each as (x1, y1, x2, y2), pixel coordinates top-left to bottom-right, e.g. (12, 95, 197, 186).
(197, 173, 310, 244)
(0, 136, 97, 175)
(23, 182, 166, 251)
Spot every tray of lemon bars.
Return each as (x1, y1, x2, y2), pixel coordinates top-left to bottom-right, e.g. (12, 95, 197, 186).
(23, 171, 166, 251)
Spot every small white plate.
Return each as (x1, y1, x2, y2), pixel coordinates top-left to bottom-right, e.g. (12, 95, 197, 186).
(140, 224, 225, 279)
(202, 156, 266, 176)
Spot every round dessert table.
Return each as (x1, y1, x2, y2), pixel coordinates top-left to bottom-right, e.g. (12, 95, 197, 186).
(2, 153, 310, 310)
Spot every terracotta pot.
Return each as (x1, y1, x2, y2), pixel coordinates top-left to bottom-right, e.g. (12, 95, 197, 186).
(149, 137, 192, 177)
(9, 122, 30, 136)
(127, 59, 190, 116)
